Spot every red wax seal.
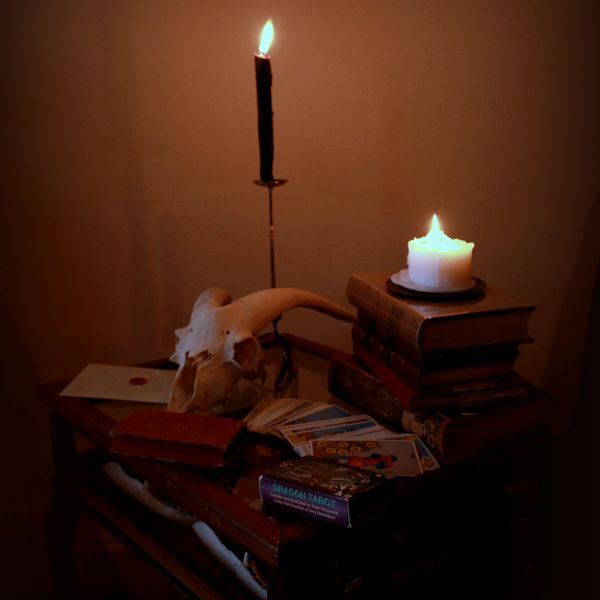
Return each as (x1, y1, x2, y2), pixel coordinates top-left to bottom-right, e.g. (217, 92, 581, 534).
(129, 377, 147, 386)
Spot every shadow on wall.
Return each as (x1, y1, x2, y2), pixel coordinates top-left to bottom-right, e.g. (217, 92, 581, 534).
(541, 194, 600, 433)
(0, 293, 56, 597)
(541, 193, 600, 600)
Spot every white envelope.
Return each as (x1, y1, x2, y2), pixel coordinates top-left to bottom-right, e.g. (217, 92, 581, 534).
(60, 363, 175, 404)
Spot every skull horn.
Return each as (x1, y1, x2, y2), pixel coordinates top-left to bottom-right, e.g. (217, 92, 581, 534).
(236, 287, 356, 335)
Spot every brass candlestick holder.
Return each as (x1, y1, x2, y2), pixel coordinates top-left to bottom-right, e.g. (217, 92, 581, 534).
(254, 178, 297, 395)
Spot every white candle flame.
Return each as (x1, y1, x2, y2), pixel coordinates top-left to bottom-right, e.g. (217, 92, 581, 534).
(423, 213, 455, 249)
(258, 20, 274, 56)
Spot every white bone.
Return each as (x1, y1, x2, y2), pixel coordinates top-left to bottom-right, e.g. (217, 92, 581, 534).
(192, 521, 267, 599)
(168, 287, 355, 414)
(102, 463, 267, 599)
(102, 462, 195, 525)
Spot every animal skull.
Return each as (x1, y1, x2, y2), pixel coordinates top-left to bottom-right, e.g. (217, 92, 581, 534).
(167, 287, 355, 414)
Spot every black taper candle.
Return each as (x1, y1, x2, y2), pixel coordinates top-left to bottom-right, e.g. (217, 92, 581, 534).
(255, 52, 274, 182)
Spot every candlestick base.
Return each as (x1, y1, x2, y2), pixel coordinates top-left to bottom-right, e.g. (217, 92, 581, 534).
(387, 273, 486, 301)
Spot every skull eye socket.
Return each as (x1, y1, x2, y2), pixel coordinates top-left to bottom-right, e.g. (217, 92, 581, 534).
(233, 338, 262, 371)
(178, 352, 210, 396)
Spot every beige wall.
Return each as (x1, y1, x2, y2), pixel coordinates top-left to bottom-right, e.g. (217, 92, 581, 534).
(1, 0, 599, 593)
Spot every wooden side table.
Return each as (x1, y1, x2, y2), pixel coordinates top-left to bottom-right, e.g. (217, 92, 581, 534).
(40, 336, 542, 599)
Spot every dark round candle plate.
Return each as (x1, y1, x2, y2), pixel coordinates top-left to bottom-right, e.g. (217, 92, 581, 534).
(385, 276, 486, 301)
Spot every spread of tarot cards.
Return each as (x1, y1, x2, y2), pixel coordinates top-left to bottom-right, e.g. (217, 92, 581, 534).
(244, 397, 439, 476)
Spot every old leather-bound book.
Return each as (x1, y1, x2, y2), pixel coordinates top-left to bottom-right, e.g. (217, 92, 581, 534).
(347, 271, 535, 362)
(328, 357, 546, 463)
(109, 408, 247, 467)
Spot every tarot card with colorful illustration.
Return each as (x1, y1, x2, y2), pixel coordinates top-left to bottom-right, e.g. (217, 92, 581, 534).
(327, 426, 399, 441)
(279, 415, 380, 456)
(350, 430, 440, 471)
(309, 439, 423, 477)
(394, 433, 440, 471)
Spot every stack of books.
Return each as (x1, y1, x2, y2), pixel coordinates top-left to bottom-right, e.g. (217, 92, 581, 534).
(328, 271, 546, 462)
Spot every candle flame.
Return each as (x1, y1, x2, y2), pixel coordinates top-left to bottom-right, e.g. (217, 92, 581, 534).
(258, 19, 274, 56)
(424, 213, 454, 249)
(410, 213, 473, 256)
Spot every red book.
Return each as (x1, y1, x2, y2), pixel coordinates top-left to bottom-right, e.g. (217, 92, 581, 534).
(109, 409, 247, 467)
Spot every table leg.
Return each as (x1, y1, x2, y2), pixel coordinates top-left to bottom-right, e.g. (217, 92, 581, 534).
(48, 414, 82, 598)
(48, 482, 82, 599)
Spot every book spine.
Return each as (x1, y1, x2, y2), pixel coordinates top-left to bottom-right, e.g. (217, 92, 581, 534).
(258, 474, 352, 527)
(327, 358, 449, 455)
(354, 344, 530, 411)
(357, 310, 525, 366)
(347, 275, 424, 356)
(356, 309, 423, 363)
(410, 395, 545, 462)
(352, 324, 422, 387)
(328, 359, 543, 463)
(353, 324, 517, 388)
(349, 272, 536, 352)
(352, 345, 420, 411)
(328, 357, 410, 422)
(399, 412, 450, 457)
(110, 436, 227, 467)
(421, 310, 535, 351)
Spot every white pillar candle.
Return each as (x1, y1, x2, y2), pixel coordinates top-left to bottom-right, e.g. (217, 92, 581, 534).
(403, 215, 474, 292)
